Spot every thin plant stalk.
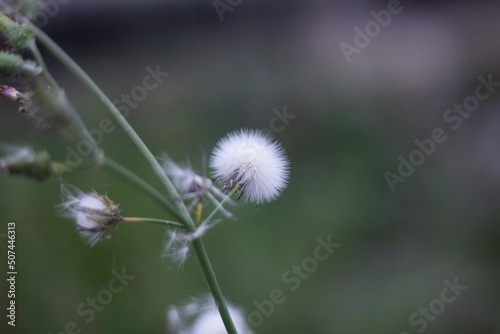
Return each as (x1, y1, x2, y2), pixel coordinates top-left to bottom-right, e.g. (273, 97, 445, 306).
(34, 28, 192, 225)
(103, 157, 182, 221)
(31, 44, 102, 163)
(122, 217, 185, 229)
(35, 28, 238, 334)
(204, 184, 240, 223)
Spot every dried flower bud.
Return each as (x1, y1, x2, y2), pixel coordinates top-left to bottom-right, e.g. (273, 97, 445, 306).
(59, 185, 122, 250)
(0, 145, 53, 181)
(0, 85, 34, 118)
(0, 52, 41, 77)
(0, 85, 20, 101)
(0, 13, 36, 51)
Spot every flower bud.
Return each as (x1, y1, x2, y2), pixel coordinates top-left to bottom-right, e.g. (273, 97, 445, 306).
(0, 85, 20, 101)
(0, 85, 33, 115)
(0, 52, 41, 77)
(0, 13, 36, 51)
(0, 145, 53, 181)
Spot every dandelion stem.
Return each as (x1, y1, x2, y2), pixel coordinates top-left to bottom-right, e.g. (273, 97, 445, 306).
(103, 157, 182, 221)
(122, 217, 185, 229)
(34, 28, 192, 224)
(35, 28, 239, 334)
(191, 238, 238, 333)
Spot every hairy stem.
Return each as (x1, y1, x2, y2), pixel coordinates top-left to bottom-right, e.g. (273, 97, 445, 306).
(35, 28, 238, 334)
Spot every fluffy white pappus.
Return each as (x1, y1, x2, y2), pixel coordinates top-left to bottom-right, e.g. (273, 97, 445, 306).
(162, 230, 190, 269)
(210, 129, 289, 205)
(162, 157, 234, 218)
(167, 294, 254, 334)
(163, 158, 208, 194)
(58, 185, 121, 250)
(162, 220, 220, 269)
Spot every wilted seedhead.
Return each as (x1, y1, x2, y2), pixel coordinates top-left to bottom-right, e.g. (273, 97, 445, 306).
(58, 185, 122, 250)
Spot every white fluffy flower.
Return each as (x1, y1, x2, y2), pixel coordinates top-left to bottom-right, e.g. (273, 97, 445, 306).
(210, 129, 289, 205)
(167, 295, 254, 334)
(59, 185, 121, 250)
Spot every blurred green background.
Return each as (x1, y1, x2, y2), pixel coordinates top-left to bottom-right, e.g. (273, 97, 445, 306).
(1, 0, 500, 333)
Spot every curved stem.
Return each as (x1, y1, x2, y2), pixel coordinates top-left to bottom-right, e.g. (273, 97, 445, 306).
(31, 44, 102, 162)
(122, 217, 184, 229)
(35, 28, 238, 333)
(35, 28, 193, 226)
(31, 45, 61, 91)
(103, 157, 182, 221)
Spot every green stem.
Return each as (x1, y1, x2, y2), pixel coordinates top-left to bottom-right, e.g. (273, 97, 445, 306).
(31, 43, 102, 162)
(30, 45, 61, 91)
(35, 28, 238, 334)
(122, 217, 184, 229)
(204, 184, 240, 223)
(192, 238, 237, 330)
(35, 28, 193, 226)
(103, 157, 182, 222)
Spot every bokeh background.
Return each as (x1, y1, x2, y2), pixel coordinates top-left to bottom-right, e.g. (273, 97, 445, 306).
(1, 0, 500, 333)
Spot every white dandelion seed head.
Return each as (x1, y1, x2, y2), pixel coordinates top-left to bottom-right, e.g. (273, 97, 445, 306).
(210, 129, 289, 205)
(58, 185, 121, 249)
(167, 294, 255, 334)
